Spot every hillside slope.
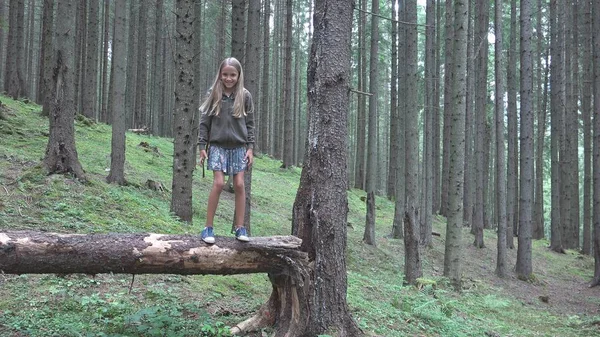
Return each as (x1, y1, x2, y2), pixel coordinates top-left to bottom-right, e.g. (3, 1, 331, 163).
(1, 96, 599, 336)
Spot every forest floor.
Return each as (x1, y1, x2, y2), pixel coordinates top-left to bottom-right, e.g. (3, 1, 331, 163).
(1, 95, 599, 337)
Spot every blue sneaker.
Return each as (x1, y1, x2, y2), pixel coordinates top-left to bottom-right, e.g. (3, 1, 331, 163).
(201, 227, 215, 244)
(235, 227, 249, 242)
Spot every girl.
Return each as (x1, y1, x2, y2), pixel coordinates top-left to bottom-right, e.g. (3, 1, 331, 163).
(197, 57, 255, 243)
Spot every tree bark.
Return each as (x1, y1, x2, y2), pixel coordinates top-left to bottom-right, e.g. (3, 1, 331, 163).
(506, 0, 518, 249)
(444, 0, 468, 290)
(364, 0, 379, 244)
(287, 0, 363, 334)
(43, 0, 85, 181)
(550, 0, 564, 253)
(282, 0, 294, 168)
(404, 0, 422, 285)
(591, 0, 600, 287)
(170, 0, 197, 223)
(0, 231, 305, 275)
(82, 0, 99, 119)
(37, 0, 54, 116)
(106, 0, 127, 186)
(494, 0, 507, 278)
(581, 0, 593, 255)
(516, 0, 534, 280)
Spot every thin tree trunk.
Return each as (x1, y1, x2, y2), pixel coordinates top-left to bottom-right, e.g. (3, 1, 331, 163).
(364, 0, 380, 245)
(506, 0, 518, 249)
(516, 0, 534, 280)
(591, 0, 600, 287)
(494, 0, 507, 278)
(106, 0, 127, 186)
(37, 0, 54, 116)
(282, 0, 294, 168)
(404, 0, 422, 285)
(582, 0, 593, 255)
(420, 0, 435, 247)
(550, 0, 564, 253)
(388, 0, 399, 200)
(444, 0, 468, 290)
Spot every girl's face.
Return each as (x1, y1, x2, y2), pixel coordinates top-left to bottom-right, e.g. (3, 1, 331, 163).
(220, 65, 239, 93)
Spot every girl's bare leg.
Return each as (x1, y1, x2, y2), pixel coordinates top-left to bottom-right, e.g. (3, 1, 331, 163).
(206, 171, 225, 227)
(233, 171, 246, 228)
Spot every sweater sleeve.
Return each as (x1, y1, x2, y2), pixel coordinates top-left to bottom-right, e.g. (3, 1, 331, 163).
(198, 108, 212, 149)
(245, 90, 255, 149)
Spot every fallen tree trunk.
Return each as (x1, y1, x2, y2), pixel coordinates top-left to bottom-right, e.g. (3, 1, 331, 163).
(0, 231, 311, 335)
(0, 231, 307, 275)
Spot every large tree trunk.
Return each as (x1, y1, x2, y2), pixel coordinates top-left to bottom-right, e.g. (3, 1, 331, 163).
(170, 0, 197, 223)
(287, 0, 363, 335)
(43, 0, 85, 181)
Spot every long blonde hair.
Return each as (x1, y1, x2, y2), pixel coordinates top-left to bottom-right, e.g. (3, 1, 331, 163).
(200, 57, 247, 118)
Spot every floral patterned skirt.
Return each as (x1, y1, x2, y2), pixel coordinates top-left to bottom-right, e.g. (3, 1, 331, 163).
(207, 145, 247, 176)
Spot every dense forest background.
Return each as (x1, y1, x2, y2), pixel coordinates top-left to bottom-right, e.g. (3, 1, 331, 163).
(2, 0, 600, 287)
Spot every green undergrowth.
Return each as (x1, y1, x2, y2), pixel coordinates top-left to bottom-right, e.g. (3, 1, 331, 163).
(1, 95, 598, 336)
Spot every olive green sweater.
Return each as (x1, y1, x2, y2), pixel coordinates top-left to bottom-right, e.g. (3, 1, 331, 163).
(197, 89, 255, 150)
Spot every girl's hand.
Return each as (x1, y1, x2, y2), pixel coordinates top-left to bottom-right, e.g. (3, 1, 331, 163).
(245, 148, 254, 168)
(199, 149, 207, 165)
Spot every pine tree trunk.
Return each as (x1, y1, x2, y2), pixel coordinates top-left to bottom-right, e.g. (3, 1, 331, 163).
(0, 1, 5, 87)
(258, 0, 270, 153)
(532, 0, 546, 240)
(591, 0, 600, 287)
(581, 0, 593, 255)
(37, 0, 53, 116)
(25, 0, 34, 98)
(99, 0, 110, 123)
(550, 0, 564, 253)
(516, 0, 534, 280)
(106, 0, 127, 186)
(152, 0, 165, 136)
(404, 0, 422, 285)
(420, 0, 435, 247)
(4, 0, 26, 99)
(444, 0, 468, 290)
(354, 0, 367, 190)
(506, 0, 518, 249)
(283, 1, 363, 334)
(364, 0, 380, 245)
(282, 0, 294, 168)
(231, 0, 245, 62)
(473, 0, 488, 249)
(43, 0, 85, 181)
(170, 0, 197, 223)
(134, 0, 148, 128)
(494, 0, 507, 278)
(125, 0, 137, 128)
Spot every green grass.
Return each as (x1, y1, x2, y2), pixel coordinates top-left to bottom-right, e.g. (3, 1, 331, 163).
(1, 95, 599, 336)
